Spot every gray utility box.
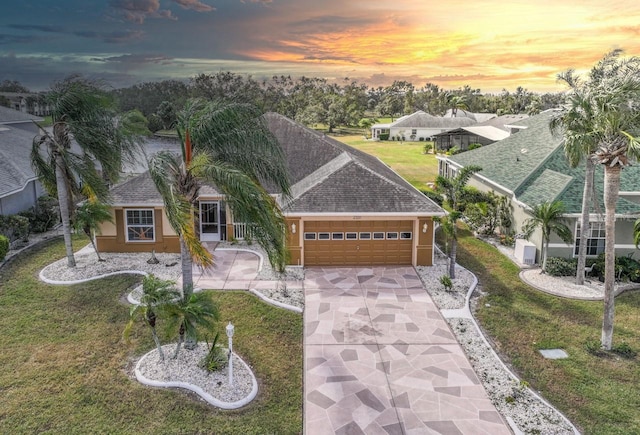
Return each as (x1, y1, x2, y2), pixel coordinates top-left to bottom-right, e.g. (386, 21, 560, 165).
(515, 239, 537, 265)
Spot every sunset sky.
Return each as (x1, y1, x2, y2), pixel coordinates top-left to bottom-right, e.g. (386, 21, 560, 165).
(2, 0, 640, 92)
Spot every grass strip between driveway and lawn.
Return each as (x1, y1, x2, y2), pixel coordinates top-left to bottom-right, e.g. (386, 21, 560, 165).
(454, 228, 640, 435)
(0, 236, 302, 435)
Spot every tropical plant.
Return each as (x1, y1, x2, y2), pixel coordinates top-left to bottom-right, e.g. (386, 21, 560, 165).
(0, 235, 8, 261)
(439, 275, 453, 292)
(148, 98, 291, 297)
(562, 50, 640, 350)
(31, 76, 145, 267)
(123, 274, 180, 361)
(435, 165, 482, 278)
(200, 332, 227, 372)
(164, 291, 219, 357)
(635, 218, 640, 248)
(73, 200, 113, 261)
(522, 200, 573, 273)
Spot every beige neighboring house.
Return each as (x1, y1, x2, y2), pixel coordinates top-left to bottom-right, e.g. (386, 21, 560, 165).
(437, 109, 640, 263)
(97, 113, 445, 266)
(371, 110, 496, 142)
(433, 114, 529, 151)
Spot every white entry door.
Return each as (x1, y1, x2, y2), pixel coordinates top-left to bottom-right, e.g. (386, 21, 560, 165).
(200, 201, 221, 241)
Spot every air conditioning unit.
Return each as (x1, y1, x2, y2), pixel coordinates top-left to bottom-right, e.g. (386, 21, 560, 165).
(515, 239, 536, 265)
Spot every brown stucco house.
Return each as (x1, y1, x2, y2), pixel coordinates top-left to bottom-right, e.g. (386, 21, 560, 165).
(97, 113, 445, 266)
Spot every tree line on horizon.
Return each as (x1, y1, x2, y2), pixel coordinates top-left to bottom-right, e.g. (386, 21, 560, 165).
(0, 74, 565, 133)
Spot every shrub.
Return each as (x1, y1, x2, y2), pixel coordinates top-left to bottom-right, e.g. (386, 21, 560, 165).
(18, 195, 59, 233)
(545, 257, 577, 277)
(612, 342, 637, 359)
(499, 233, 515, 247)
(200, 333, 228, 372)
(419, 137, 424, 142)
(440, 275, 453, 292)
(379, 133, 389, 141)
(449, 146, 461, 155)
(592, 253, 640, 282)
(0, 214, 30, 243)
(0, 235, 9, 261)
(468, 143, 482, 151)
(419, 189, 443, 206)
(423, 143, 433, 154)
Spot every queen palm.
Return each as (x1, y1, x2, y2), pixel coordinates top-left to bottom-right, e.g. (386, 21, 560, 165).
(522, 201, 573, 274)
(149, 99, 291, 298)
(435, 165, 481, 278)
(584, 52, 640, 350)
(31, 76, 145, 267)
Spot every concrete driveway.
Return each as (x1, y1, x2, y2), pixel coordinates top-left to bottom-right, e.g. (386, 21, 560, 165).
(304, 266, 510, 435)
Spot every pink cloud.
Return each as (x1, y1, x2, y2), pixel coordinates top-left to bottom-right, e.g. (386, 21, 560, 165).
(172, 0, 215, 12)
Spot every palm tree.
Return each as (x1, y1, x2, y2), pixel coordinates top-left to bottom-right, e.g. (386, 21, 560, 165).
(31, 76, 145, 267)
(73, 200, 113, 262)
(435, 165, 482, 278)
(550, 70, 599, 285)
(584, 52, 640, 350)
(164, 291, 219, 357)
(522, 201, 573, 273)
(149, 99, 291, 298)
(124, 275, 179, 361)
(447, 94, 468, 117)
(635, 218, 640, 248)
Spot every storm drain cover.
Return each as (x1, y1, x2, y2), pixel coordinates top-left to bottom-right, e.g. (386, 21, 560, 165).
(539, 349, 568, 359)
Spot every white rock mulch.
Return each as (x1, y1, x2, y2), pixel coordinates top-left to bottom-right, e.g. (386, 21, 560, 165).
(416, 250, 474, 310)
(135, 342, 257, 409)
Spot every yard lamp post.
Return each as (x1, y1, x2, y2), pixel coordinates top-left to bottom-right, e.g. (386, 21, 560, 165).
(226, 321, 234, 387)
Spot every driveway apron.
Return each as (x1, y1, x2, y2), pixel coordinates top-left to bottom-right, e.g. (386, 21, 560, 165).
(304, 266, 510, 435)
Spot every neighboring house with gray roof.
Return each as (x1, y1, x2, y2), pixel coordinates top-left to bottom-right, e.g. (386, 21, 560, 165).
(97, 113, 445, 266)
(0, 105, 44, 135)
(437, 109, 640, 262)
(433, 114, 529, 151)
(371, 110, 495, 142)
(0, 124, 45, 215)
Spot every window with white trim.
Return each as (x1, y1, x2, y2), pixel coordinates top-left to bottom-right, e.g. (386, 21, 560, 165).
(400, 232, 412, 240)
(359, 232, 371, 240)
(126, 209, 155, 242)
(304, 232, 316, 240)
(318, 232, 330, 240)
(332, 232, 344, 240)
(345, 232, 358, 240)
(574, 222, 605, 256)
(386, 232, 399, 240)
(373, 232, 385, 240)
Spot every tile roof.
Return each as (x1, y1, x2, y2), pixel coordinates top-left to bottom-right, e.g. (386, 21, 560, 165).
(110, 113, 444, 216)
(446, 109, 640, 215)
(0, 125, 38, 197)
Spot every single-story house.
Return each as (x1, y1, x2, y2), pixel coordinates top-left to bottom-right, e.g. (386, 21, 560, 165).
(433, 114, 528, 151)
(97, 113, 445, 266)
(0, 107, 46, 215)
(437, 109, 640, 262)
(0, 92, 51, 117)
(371, 110, 496, 142)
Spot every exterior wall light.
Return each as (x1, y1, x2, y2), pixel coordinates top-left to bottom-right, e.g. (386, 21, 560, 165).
(291, 223, 296, 234)
(423, 223, 428, 233)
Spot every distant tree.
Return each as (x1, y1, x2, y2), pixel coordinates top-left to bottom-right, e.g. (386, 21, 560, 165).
(156, 100, 176, 130)
(522, 200, 573, 273)
(0, 79, 29, 93)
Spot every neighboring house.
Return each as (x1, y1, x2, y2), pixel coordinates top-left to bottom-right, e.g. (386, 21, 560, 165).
(0, 105, 44, 135)
(433, 114, 529, 151)
(371, 110, 496, 142)
(437, 109, 640, 262)
(97, 113, 445, 266)
(0, 92, 51, 117)
(0, 124, 45, 215)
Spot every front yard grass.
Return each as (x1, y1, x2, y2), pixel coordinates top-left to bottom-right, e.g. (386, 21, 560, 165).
(454, 228, 640, 434)
(0, 236, 302, 434)
(332, 135, 439, 190)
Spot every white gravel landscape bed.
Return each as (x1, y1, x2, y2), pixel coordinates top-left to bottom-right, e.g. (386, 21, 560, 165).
(135, 342, 256, 407)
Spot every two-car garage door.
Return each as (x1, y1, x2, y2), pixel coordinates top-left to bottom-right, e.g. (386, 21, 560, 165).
(303, 220, 414, 266)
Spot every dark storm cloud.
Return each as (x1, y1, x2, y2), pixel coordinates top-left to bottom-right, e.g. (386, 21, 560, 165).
(0, 34, 44, 44)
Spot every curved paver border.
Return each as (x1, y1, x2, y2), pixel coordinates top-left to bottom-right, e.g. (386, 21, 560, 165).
(248, 288, 303, 313)
(134, 349, 259, 409)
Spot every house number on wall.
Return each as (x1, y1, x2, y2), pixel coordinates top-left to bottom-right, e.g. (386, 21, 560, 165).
(352, 216, 361, 220)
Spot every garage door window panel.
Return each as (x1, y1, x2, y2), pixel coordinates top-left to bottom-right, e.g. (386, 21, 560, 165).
(318, 232, 330, 240)
(373, 232, 385, 240)
(359, 232, 371, 240)
(304, 232, 316, 240)
(346, 232, 358, 240)
(386, 232, 399, 240)
(332, 232, 344, 240)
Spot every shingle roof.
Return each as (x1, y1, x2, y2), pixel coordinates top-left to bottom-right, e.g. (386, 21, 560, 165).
(0, 105, 43, 124)
(391, 111, 476, 129)
(111, 113, 444, 215)
(446, 109, 640, 215)
(0, 125, 38, 197)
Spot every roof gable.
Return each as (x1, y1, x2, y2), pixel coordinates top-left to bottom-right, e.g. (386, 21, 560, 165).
(0, 126, 38, 197)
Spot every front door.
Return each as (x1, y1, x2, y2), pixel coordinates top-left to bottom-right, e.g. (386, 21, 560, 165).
(200, 201, 220, 241)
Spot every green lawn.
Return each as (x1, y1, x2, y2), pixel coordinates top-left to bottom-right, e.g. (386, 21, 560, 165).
(0, 236, 302, 434)
(332, 135, 439, 189)
(453, 228, 640, 435)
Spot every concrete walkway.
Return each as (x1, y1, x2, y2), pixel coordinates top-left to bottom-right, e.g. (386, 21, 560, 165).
(303, 267, 510, 435)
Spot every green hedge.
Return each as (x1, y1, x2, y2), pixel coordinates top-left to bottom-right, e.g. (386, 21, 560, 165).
(0, 235, 9, 261)
(545, 257, 577, 277)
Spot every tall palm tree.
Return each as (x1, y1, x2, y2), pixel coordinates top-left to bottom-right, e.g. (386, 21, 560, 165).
(149, 99, 291, 298)
(522, 201, 573, 274)
(550, 70, 599, 285)
(584, 52, 640, 350)
(124, 274, 179, 361)
(31, 76, 145, 267)
(435, 165, 482, 278)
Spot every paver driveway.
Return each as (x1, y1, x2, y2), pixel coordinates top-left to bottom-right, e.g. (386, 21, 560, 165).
(304, 267, 510, 435)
